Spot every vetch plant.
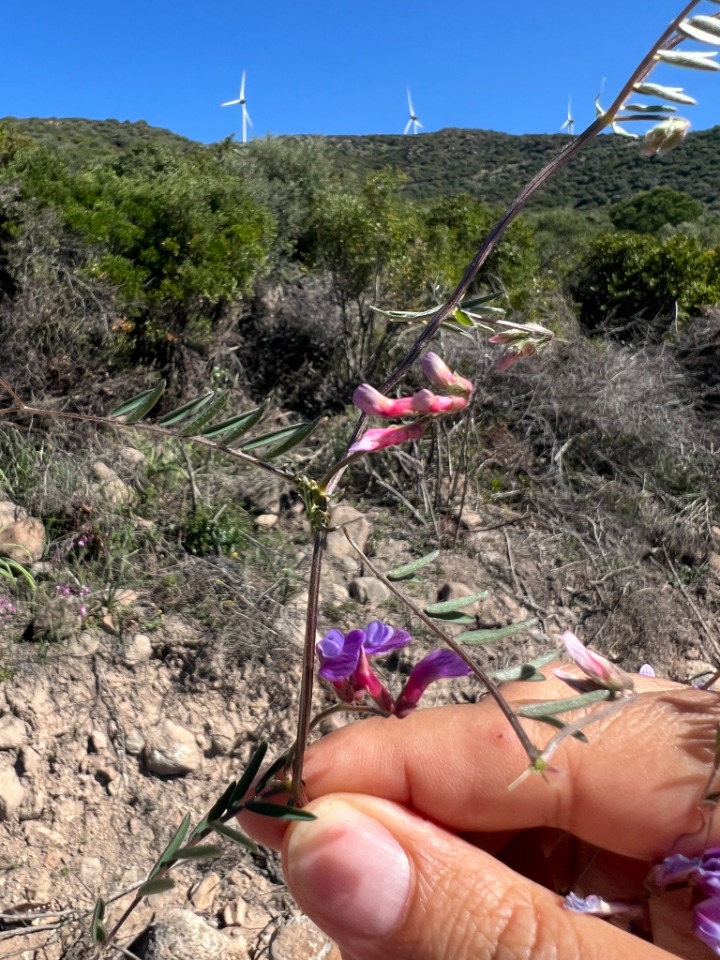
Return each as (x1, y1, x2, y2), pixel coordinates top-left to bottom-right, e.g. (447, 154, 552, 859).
(0, 2, 719, 954)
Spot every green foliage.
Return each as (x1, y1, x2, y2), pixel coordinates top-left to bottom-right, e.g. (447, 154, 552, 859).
(572, 231, 720, 338)
(609, 187, 704, 234)
(181, 503, 253, 558)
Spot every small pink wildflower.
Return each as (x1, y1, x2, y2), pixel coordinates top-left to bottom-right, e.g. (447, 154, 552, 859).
(349, 422, 425, 455)
(352, 384, 416, 419)
(421, 353, 473, 396)
(555, 630, 634, 693)
(411, 389, 468, 415)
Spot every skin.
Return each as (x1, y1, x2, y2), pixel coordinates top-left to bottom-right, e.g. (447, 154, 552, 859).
(242, 671, 720, 960)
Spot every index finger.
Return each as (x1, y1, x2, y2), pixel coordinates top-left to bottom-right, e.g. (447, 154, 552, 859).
(298, 676, 720, 862)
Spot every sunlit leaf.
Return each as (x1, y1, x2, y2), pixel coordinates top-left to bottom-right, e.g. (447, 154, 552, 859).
(138, 877, 176, 897)
(491, 663, 546, 682)
(456, 618, 538, 644)
(244, 800, 317, 821)
(175, 844, 222, 861)
(633, 82, 697, 105)
(263, 418, 321, 460)
(179, 392, 228, 436)
(111, 380, 166, 424)
(209, 820, 259, 851)
(516, 689, 612, 718)
(241, 420, 315, 453)
(655, 49, 720, 71)
(424, 591, 490, 614)
(427, 610, 477, 625)
(90, 899, 107, 944)
(252, 749, 291, 798)
(148, 812, 192, 879)
(620, 102, 677, 113)
(200, 402, 269, 442)
(386, 550, 439, 581)
(679, 18, 720, 45)
(159, 392, 215, 426)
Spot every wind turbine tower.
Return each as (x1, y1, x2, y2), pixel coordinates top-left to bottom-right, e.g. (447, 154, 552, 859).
(561, 96, 575, 136)
(404, 87, 423, 135)
(222, 70, 254, 144)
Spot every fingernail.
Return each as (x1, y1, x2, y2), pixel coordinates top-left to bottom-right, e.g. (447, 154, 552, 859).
(285, 798, 412, 940)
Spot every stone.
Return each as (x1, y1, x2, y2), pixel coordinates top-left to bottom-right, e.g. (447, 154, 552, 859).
(89, 728, 108, 753)
(90, 462, 135, 507)
(33, 597, 83, 643)
(0, 715, 28, 750)
(66, 631, 102, 657)
(325, 505, 370, 560)
(125, 730, 145, 756)
(117, 446, 146, 468)
(144, 719, 203, 776)
(124, 633, 153, 664)
(270, 916, 340, 960)
(206, 717, 236, 757)
(222, 899, 247, 927)
(348, 577, 390, 605)
(142, 908, 249, 960)
(191, 872, 221, 911)
(0, 500, 46, 564)
(18, 745, 41, 777)
(255, 513, 278, 528)
(0, 765, 25, 820)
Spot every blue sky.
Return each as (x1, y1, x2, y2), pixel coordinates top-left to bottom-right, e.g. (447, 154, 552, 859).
(4, 1, 720, 143)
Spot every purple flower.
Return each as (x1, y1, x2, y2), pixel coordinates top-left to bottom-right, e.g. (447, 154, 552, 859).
(695, 897, 720, 955)
(394, 649, 471, 718)
(649, 846, 720, 897)
(317, 622, 412, 709)
(564, 892, 641, 920)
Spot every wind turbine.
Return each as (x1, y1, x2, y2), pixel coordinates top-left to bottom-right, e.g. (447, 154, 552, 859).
(221, 70, 253, 144)
(404, 87, 422, 135)
(561, 96, 575, 136)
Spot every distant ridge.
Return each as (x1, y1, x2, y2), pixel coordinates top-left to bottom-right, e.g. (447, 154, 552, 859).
(4, 117, 720, 212)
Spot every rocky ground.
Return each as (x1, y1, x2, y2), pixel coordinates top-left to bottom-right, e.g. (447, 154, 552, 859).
(1, 452, 720, 960)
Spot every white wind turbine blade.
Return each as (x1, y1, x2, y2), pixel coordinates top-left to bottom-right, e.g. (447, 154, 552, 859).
(240, 70, 247, 102)
(414, 119, 423, 131)
(407, 86, 415, 117)
(221, 98, 241, 107)
(404, 117, 414, 135)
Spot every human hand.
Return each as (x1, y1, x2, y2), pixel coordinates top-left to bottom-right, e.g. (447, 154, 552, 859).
(244, 672, 720, 959)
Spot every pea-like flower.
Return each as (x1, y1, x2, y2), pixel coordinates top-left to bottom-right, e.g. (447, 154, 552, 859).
(649, 846, 720, 897)
(348, 423, 425, 455)
(554, 630, 634, 694)
(394, 649, 471, 718)
(317, 623, 471, 717)
(694, 897, 720, 955)
(420, 352, 473, 396)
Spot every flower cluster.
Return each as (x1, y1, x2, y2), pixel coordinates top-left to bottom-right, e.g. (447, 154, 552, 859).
(554, 630, 635, 694)
(317, 620, 471, 718)
(349, 353, 473, 455)
(649, 847, 720, 954)
(54, 582, 91, 619)
(0, 597, 17, 622)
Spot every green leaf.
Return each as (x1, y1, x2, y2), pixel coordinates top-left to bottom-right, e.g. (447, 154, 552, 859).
(138, 877, 176, 897)
(386, 550, 439, 581)
(200, 402, 268, 442)
(179, 392, 228, 437)
(241, 420, 316, 453)
(451, 309, 476, 327)
(459, 293, 504, 309)
(621, 102, 677, 113)
(90, 899, 107, 944)
(175, 844, 222, 861)
(424, 591, 490, 615)
(529, 715, 589, 741)
(209, 820, 259, 851)
(427, 610, 477, 625)
(148, 812, 192, 879)
(159, 392, 215, 426)
(228, 740, 269, 812)
(191, 780, 237, 840)
(491, 663, 546, 683)
(252, 749, 291, 799)
(455, 618, 539, 645)
(112, 380, 166, 424)
(655, 49, 720, 71)
(516, 689, 612, 719)
(263, 417, 321, 460)
(633, 82, 697, 105)
(244, 800, 317, 821)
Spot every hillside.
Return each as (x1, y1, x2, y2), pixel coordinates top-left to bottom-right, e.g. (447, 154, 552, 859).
(4, 116, 720, 211)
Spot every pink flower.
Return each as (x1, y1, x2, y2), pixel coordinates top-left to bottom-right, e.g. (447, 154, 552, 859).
(421, 353, 473, 396)
(411, 389, 468, 415)
(353, 384, 416, 418)
(495, 343, 537, 372)
(555, 631, 634, 693)
(394, 649, 472, 718)
(349, 422, 425, 455)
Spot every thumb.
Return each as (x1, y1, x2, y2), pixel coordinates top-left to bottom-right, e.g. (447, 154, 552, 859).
(282, 794, 674, 960)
